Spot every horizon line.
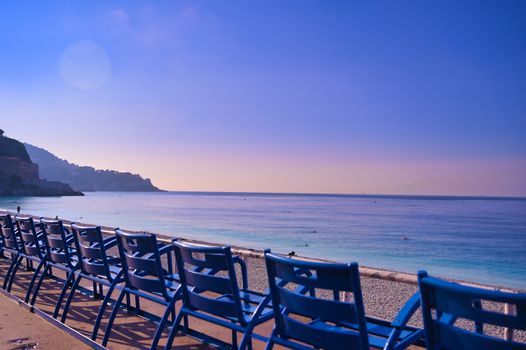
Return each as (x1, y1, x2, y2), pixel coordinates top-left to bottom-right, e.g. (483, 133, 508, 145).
(146, 190, 526, 201)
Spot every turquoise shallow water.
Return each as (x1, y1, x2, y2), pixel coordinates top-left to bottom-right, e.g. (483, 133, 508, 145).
(1, 192, 525, 289)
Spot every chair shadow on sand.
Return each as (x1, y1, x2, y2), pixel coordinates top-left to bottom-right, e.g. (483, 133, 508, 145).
(1, 262, 212, 349)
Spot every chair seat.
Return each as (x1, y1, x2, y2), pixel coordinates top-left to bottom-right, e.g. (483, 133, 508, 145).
(239, 289, 269, 304)
(216, 289, 273, 321)
(133, 276, 181, 303)
(108, 263, 122, 275)
(20, 240, 47, 257)
(341, 319, 415, 340)
(165, 279, 181, 292)
(164, 272, 180, 281)
(305, 319, 402, 349)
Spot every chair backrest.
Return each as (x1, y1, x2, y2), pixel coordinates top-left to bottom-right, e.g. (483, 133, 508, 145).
(41, 219, 75, 268)
(115, 229, 170, 300)
(264, 251, 369, 350)
(16, 216, 45, 258)
(0, 213, 20, 252)
(71, 224, 114, 280)
(418, 271, 526, 350)
(172, 241, 245, 324)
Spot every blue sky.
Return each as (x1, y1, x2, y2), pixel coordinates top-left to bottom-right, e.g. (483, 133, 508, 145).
(0, 1, 525, 195)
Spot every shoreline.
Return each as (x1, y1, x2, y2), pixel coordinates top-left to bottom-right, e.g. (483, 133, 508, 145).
(1, 208, 522, 293)
(156, 232, 524, 293)
(1, 209, 524, 342)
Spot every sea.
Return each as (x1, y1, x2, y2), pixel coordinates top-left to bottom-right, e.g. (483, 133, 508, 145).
(1, 191, 525, 289)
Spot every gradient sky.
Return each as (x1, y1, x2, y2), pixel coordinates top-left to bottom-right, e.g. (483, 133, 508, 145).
(1, 1, 525, 195)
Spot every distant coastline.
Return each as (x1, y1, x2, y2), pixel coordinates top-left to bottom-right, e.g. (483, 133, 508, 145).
(24, 143, 163, 192)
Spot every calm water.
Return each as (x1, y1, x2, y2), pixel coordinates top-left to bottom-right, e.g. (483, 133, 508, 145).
(1, 192, 525, 289)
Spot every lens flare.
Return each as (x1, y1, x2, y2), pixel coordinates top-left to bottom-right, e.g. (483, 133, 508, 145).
(59, 40, 111, 90)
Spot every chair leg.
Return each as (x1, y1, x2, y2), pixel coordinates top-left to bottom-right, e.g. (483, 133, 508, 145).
(2, 254, 19, 289)
(24, 258, 46, 303)
(92, 280, 98, 299)
(101, 288, 127, 347)
(60, 274, 82, 323)
(135, 294, 141, 314)
(232, 328, 238, 349)
(263, 340, 275, 350)
(164, 310, 186, 350)
(30, 264, 50, 306)
(238, 325, 255, 350)
(263, 328, 278, 350)
(171, 306, 176, 323)
(183, 314, 189, 333)
(6, 255, 24, 292)
(53, 270, 77, 318)
(125, 291, 131, 309)
(92, 279, 120, 341)
(150, 295, 180, 350)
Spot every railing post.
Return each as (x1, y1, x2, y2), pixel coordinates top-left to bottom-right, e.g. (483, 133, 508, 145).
(504, 302, 516, 341)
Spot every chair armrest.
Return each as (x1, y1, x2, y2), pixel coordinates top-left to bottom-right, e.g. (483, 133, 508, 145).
(106, 256, 121, 264)
(251, 293, 272, 322)
(65, 234, 75, 245)
(159, 244, 175, 274)
(233, 256, 249, 290)
(384, 292, 424, 350)
(158, 243, 174, 255)
(391, 292, 421, 328)
(103, 236, 118, 249)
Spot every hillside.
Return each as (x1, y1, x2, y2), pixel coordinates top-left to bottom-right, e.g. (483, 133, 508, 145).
(0, 129, 82, 196)
(0, 132, 32, 162)
(24, 143, 162, 192)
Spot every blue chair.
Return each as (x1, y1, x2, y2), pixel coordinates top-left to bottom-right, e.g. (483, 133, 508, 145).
(0, 213, 22, 289)
(26, 219, 79, 310)
(101, 229, 181, 348)
(58, 223, 126, 329)
(4, 216, 48, 294)
(264, 251, 424, 350)
(418, 271, 526, 350)
(0, 213, 4, 259)
(165, 240, 273, 350)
